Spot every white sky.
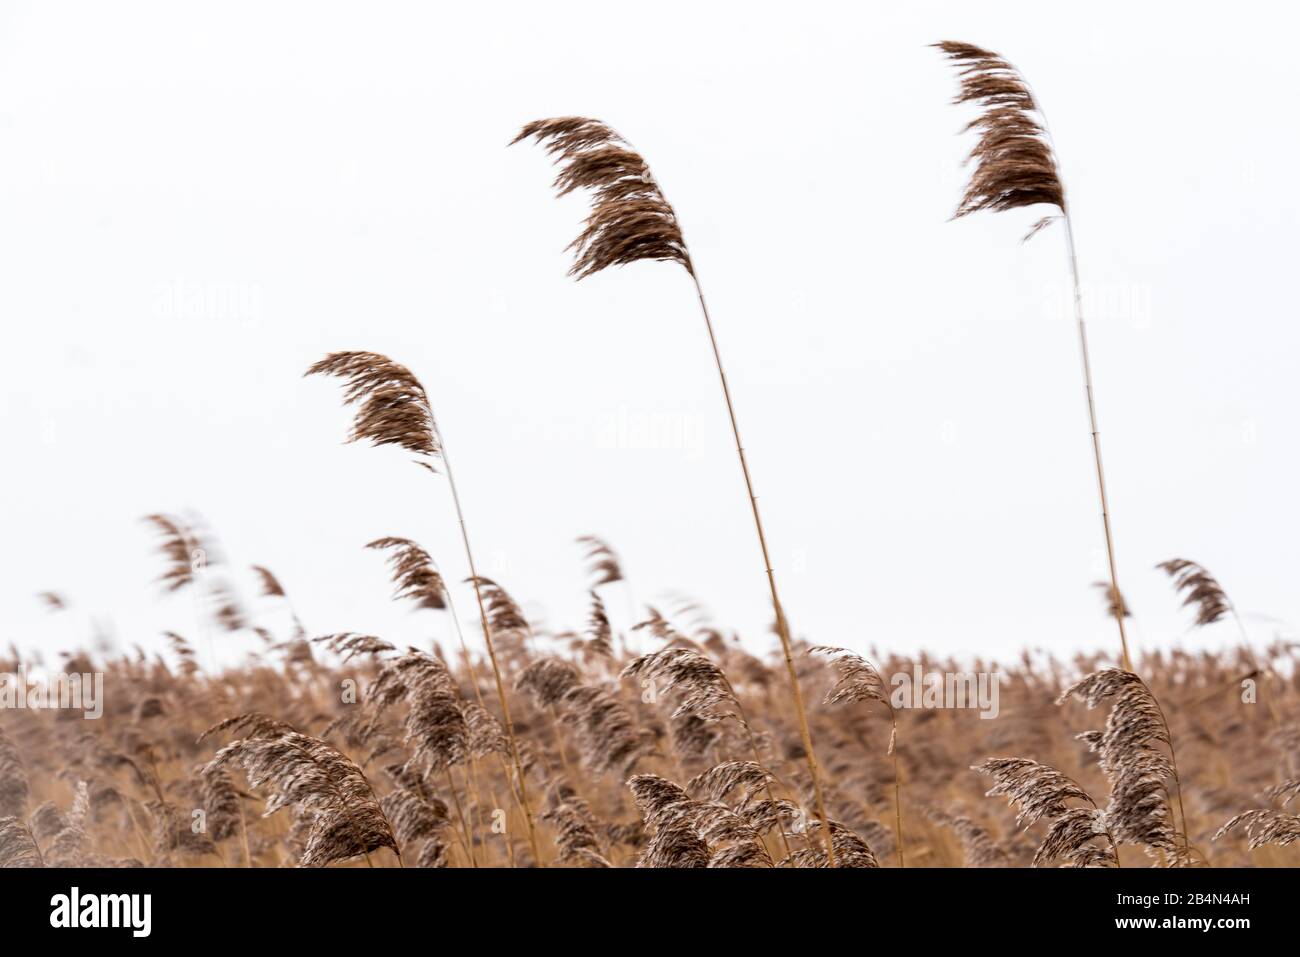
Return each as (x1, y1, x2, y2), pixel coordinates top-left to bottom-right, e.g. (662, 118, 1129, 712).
(3, 1, 1298, 670)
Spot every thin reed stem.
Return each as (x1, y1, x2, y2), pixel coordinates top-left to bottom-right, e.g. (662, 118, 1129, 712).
(1227, 603, 1280, 726)
(1061, 211, 1132, 671)
(443, 576, 489, 712)
(888, 718, 905, 868)
(690, 277, 835, 865)
(1021, 76, 1132, 672)
(437, 444, 544, 866)
(444, 766, 478, 868)
(934, 46, 1134, 672)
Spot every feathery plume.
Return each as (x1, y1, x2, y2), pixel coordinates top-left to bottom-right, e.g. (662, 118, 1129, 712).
(1212, 775, 1300, 853)
(621, 647, 741, 724)
(415, 839, 449, 868)
(164, 632, 199, 677)
(669, 711, 721, 764)
(142, 513, 207, 593)
(780, 820, 879, 869)
(694, 803, 772, 868)
(44, 781, 90, 866)
(200, 713, 397, 867)
(367, 537, 448, 610)
(686, 761, 774, 805)
(627, 772, 691, 823)
(369, 652, 469, 777)
(1156, 558, 1232, 627)
(517, 657, 581, 709)
(810, 646, 890, 708)
(149, 799, 218, 862)
(142, 512, 248, 637)
(305, 351, 439, 461)
(210, 582, 249, 633)
(1093, 581, 1131, 620)
(625, 774, 710, 867)
(250, 565, 286, 598)
(627, 772, 771, 869)
(251, 564, 307, 639)
(1059, 669, 1187, 862)
(585, 592, 614, 660)
(464, 702, 509, 758)
(0, 729, 30, 818)
(313, 632, 396, 662)
(925, 807, 1013, 867)
(199, 766, 243, 842)
(512, 118, 692, 278)
(381, 788, 450, 847)
(468, 576, 530, 641)
(0, 817, 42, 868)
(932, 42, 1063, 219)
(637, 817, 709, 868)
(736, 798, 801, 836)
(1264, 779, 1300, 806)
(36, 591, 67, 611)
(541, 787, 611, 868)
(977, 757, 1097, 829)
(576, 535, 624, 586)
(559, 684, 654, 777)
(975, 758, 1117, 867)
(1214, 809, 1300, 850)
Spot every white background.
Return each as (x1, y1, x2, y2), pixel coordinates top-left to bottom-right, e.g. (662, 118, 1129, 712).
(2, 1, 1297, 669)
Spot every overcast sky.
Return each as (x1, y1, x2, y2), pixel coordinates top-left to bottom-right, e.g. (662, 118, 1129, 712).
(3, 1, 1297, 671)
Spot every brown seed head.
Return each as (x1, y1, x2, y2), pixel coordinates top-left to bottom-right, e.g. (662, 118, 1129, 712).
(513, 117, 693, 279)
(934, 42, 1064, 223)
(305, 351, 439, 461)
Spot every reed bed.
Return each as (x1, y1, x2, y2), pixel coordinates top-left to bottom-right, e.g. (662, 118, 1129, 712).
(3, 41, 1295, 870)
(2, 547, 1298, 868)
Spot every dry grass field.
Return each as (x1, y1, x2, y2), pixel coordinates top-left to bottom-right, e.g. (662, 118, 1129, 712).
(3, 41, 1297, 870)
(2, 540, 1298, 869)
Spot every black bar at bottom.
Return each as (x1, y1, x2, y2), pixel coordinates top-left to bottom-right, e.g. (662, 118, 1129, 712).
(2, 865, 1277, 943)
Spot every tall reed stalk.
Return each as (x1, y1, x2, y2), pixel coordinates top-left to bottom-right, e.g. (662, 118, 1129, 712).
(692, 279, 832, 862)
(440, 445, 544, 863)
(1061, 216, 1130, 670)
(514, 117, 835, 863)
(935, 42, 1132, 671)
(306, 351, 543, 866)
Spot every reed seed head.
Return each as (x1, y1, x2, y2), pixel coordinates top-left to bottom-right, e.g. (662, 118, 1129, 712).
(513, 117, 693, 279)
(933, 41, 1064, 223)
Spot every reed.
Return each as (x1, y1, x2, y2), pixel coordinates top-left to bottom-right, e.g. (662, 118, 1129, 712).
(810, 646, 906, 866)
(514, 117, 835, 862)
(935, 42, 1133, 671)
(3, 590, 1297, 868)
(1158, 557, 1279, 723)
(305, 351, 543, 865)
(5, 46, 1295, 875)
